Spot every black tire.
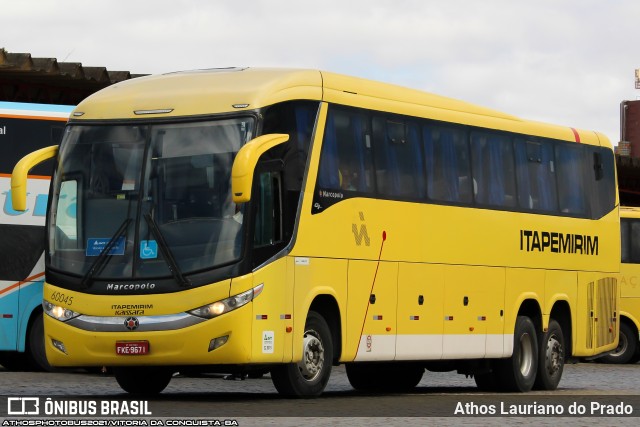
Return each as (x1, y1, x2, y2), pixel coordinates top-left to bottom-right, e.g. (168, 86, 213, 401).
(474, 369, 500, 392)
(271, 311, 333, 397)
(599, 322, 638, 364)
(27, 313, 53, 372)
(345, 363, 376, 390)
(346, 362, 424, 392)
(247, 368, 270, 379)
(533, 319, 564, 390)
(496, 315, 538, 392)
(0, 352, 31, 371)
(113, 367, 173, 394)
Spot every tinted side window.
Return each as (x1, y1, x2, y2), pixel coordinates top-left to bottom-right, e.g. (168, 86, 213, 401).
(372, 118, 425, 199)
(632, 221, 640, 263)
(556, 143, 587, 215)
(514, 139, 558, 212)
(0, 117, 64, 175)
(423, 125, 472, 203)
(261, 101, 318, 192)
(589, 147, 616, 219)
(471, 132, 516, 208)
(317, 108, 374, 193)
(621, 219, 630, 263)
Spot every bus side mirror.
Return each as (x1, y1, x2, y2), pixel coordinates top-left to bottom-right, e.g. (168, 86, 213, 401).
(11, 145, 59, 211)
(232, 134, 289, 203)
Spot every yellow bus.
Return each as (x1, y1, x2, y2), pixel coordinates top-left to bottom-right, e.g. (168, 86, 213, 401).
(600, 206, 640, 363)
(11, 68, 620, 396)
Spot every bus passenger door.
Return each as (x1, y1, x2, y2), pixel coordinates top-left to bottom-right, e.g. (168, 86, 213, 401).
(248, 166, 290, 363)
(348, 260, 398, 361)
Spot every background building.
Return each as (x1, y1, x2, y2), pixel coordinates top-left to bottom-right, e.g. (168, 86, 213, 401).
(618, 99, 640, 206)
(1, 48, 143, 105)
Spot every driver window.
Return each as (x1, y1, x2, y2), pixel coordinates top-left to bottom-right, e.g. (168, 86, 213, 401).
(254, 171, 283, 248)
(55, 179, 79, 249)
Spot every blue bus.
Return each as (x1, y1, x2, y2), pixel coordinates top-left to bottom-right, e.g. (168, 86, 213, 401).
(0, 102, 73, 370)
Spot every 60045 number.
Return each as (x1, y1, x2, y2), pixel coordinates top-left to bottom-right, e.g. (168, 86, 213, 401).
(50, 291, 73, 306)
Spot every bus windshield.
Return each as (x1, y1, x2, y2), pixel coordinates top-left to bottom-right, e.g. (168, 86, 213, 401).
(48, 117, 255, 284)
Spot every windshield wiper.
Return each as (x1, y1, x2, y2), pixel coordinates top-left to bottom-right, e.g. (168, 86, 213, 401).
(143, 213, 191, 287)
(81, 218, 132, 288)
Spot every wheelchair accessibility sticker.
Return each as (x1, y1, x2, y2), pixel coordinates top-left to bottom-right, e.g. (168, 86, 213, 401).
(140, 240, 158, 259)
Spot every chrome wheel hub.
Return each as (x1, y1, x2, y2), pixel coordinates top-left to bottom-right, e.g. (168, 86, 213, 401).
(545, 334, 563, 375)
(519, 332, 534, 377)
(298, 330, 324, 381)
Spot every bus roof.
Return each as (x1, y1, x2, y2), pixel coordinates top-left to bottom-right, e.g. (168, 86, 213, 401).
(71, 67, 608, 147)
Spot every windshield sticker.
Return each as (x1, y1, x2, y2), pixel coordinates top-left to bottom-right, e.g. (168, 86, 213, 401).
(86, 237, 126, 256)
(121, 180, 136, 191)
(140, 240, 158, 259)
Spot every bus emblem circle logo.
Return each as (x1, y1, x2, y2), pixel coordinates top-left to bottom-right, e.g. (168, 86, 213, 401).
(124, 317, 139, 331)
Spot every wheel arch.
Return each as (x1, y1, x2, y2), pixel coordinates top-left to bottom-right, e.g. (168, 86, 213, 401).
(549, 299, 572, 358)
(517, 298, 543, 333)
(309, 294, 342, 364)
(618, 312, 640, 347)
(619, 311, 640, 338)
(16, 281, 45, 352)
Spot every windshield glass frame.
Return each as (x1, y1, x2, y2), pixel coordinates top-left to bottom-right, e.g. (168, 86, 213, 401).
(47, 115, 256, 288)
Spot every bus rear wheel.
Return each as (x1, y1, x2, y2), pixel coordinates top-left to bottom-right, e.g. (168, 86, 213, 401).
(533, 319, 564, 390)
(271, 311, 333, 397)
(599, 322, 638, 364)
(113, 367, 173, 394)
(496, 315, 538, 392)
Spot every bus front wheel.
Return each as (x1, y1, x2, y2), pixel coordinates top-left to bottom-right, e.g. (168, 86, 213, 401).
(113, 367, 173, 394)
(271, 311, 333, 397)
(28, 313, 53, 372)
(496, 315, 538, 392)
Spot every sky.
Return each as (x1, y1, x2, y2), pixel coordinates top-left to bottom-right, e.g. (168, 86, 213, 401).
(2, 0, 639, 145)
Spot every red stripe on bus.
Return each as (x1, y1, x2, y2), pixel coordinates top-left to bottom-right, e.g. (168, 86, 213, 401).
(0, 272, 45, 296)
(0, 114, 68, 122)
(0, 173, 50, 179)
(570, 127, 581, 143)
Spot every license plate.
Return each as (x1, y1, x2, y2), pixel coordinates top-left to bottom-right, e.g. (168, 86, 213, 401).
(115, 341, 149, 355)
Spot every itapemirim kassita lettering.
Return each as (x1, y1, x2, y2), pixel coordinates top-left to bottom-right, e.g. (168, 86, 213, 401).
(520, 229, 599, 255)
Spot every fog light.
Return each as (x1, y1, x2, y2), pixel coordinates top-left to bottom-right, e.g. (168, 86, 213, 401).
(52, 339, 67, 354)
(208, 335, 229, 352)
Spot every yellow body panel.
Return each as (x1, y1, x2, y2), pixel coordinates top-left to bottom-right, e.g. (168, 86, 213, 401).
(291, 257, 347, 362)
(617, 207, 640, 342)
(44, 283, 253, 366)
(292, 194, 619, 358)
(35, 68, 619, 369)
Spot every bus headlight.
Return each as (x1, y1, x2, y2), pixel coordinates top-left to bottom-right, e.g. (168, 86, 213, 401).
(188, 283, 264, 319)
(43, 300, 80, 322)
